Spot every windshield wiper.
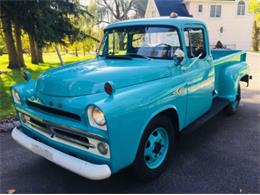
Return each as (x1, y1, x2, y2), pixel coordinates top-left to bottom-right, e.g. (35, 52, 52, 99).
(126, 53, 151, 60)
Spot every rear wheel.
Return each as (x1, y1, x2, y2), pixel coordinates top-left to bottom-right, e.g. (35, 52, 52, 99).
(132, 115, 175, 181)
(224, 84, 241, 115)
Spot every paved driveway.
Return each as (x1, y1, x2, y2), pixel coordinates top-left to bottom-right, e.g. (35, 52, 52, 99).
(0, 62, 259, 193)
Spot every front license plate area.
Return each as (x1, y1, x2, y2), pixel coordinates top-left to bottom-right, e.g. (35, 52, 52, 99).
(31, 143, 53, 161)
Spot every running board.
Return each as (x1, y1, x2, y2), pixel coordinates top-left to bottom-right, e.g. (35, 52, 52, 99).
(181, 98, 230, 135)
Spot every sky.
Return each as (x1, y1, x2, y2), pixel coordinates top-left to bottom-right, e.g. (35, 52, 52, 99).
(79, 0, 91, 6)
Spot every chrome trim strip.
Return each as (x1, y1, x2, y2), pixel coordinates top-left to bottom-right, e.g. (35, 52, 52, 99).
(53, 129, 96, 149)
(16, 107, 105, 140)
(26, 120, 48, 133)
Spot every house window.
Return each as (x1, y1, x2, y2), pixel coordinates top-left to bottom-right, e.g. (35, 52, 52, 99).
(198, 5, 203, 12)
(210, 5, 222, 17)
(237, 1, 245, 15)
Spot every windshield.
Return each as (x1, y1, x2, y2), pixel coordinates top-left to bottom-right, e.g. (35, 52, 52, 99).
(98, 26, 181, 59)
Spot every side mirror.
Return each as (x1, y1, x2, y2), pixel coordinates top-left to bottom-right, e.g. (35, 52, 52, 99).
(22, 69, 31, 81)
(173, 48, 185, 65)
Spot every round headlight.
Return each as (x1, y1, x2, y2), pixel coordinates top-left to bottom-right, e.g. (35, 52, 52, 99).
(87, 106, 107, 130)
(92, 107, 106, 126)
(11, 89, 21, 104)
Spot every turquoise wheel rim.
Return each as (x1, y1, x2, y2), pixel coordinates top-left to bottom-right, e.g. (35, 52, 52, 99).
(144, 127, 169, 169)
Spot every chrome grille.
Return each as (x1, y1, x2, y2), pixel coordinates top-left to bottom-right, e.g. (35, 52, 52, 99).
(20, 113, 94, 149)
(18, 110, 110, 159)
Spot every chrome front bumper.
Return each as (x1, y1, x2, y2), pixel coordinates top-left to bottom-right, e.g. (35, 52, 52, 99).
(12, 127, 111, 180)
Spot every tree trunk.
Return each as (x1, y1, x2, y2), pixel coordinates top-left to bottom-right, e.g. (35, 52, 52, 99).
(83, 42, 85, 56)
(75, 46, 78, 57)
(28, 34, 39, 64)
(118, 32, 125, 50)
(14, 24, 25, 67)
(37, 45, 44, 63)
(1, 8, 19, 69)
(252, 21, 259, 52)
(54, 44, 64, 65)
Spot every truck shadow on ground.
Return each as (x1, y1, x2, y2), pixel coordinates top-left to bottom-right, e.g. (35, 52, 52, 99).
(19, 97, 259, 194)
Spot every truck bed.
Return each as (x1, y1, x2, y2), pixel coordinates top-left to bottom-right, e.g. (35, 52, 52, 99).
(211, 50, 244, 61)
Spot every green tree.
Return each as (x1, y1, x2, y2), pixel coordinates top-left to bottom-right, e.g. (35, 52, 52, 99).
(0, 18, 7, 55)
(72, 0, 101, 55)
(252, 20, 260, 51)
(0, 5, 19, 69)
(2, 0, 89, 64)
(250, 0, 260, 51)
(14, 23, 25, 66)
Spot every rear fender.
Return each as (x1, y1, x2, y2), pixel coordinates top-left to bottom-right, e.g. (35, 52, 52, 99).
(217, 61, 249, 102)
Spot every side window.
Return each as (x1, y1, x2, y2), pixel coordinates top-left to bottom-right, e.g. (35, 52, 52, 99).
(184, 28, 206, 58)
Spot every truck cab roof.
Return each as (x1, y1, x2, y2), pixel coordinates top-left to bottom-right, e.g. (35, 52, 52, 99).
(105, 16, 205, 30)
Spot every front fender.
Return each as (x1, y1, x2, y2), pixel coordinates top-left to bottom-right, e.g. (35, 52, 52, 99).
(11, 80, 37, 106)
(99, 76, 186, 173)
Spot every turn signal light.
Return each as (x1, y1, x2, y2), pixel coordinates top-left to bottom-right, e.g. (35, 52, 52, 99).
(104, 82, 114, 95)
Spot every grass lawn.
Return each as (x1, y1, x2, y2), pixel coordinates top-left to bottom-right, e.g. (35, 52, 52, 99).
(0, 53, 95, 120)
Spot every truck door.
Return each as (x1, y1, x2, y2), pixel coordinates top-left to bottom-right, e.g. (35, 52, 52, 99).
(182, 25, 214, 125)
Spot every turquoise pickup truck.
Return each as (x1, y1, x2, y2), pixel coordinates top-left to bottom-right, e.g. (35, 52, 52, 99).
(11, 15, 251, 181)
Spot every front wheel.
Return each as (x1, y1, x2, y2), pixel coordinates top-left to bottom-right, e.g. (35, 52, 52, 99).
(132, 115, 175, 181)
(224, 84, 241, 115)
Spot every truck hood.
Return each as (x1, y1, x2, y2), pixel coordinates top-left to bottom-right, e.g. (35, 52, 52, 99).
(36, 59, 172, 97)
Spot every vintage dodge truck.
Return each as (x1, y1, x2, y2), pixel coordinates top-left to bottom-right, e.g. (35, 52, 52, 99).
(11, 15, 251, 181)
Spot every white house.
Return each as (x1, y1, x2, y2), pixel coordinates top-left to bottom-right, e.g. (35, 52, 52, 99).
(145, 0, 254, 50)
